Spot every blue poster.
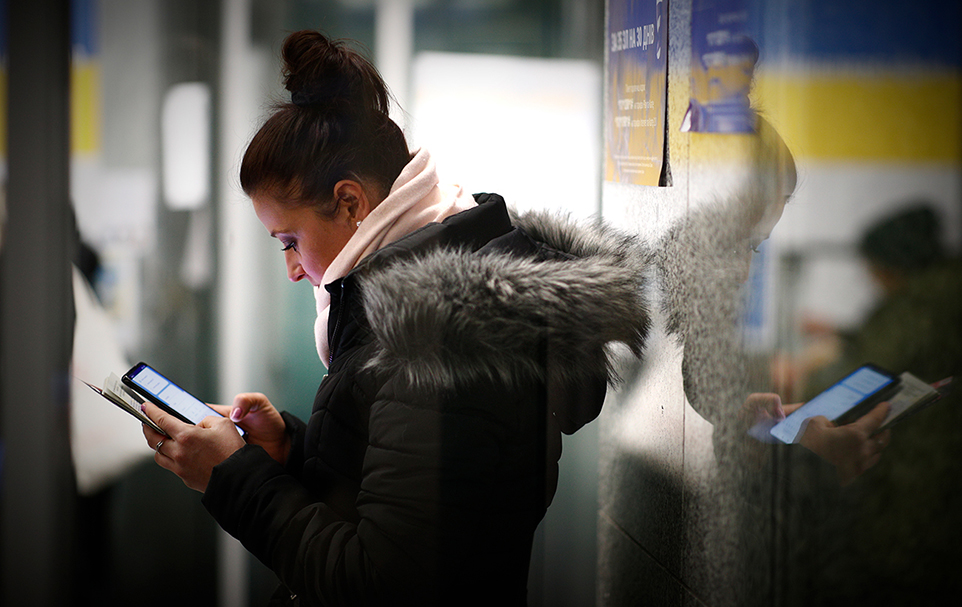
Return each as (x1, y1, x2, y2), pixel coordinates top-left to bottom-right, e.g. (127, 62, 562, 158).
(605, 0, 668, 186)
(682, 0, 757, 133)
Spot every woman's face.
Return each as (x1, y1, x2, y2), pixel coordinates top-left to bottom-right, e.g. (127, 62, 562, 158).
(252, 193, 356, 286)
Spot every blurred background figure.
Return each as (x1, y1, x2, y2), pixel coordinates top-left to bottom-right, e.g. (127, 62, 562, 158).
(782, 204, 961, 395)
(70, 234, 153, 605)
(776, 203, 962, 605)
(71, 235, 150, 499)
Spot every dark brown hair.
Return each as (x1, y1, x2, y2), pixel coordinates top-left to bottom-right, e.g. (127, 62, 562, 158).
(240, 30, 412, 215)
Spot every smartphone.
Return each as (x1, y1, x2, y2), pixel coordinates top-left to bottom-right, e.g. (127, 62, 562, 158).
(769, 364, 900, 444)
(122, 362, 245, 437)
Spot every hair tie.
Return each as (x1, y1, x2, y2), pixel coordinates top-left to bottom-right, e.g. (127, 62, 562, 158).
(292, 89, 320, 107)
(291, 84, 344, 108)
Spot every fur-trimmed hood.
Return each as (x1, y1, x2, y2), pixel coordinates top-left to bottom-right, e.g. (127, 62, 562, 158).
(357, 206, 651, 399)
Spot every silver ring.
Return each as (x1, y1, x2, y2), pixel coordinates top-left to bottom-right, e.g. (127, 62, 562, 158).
(155, 439, 165, 453)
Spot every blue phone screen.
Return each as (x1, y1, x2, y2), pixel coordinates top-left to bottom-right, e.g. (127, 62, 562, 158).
(770, 366, 894, 443)
(128, 364, 244, 436)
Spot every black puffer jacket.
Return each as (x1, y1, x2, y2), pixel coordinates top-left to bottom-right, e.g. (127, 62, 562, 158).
(202, 195, 649, 606)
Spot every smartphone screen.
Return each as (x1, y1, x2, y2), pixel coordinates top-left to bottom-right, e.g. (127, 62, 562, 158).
(769, 365, 897, 444)
(124, 362, 244, 436)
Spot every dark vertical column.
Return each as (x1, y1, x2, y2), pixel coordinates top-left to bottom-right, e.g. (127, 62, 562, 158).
(0, 1, 76, 606)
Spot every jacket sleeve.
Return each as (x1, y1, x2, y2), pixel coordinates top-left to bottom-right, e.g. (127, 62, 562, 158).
(202, 443, 394, 605)
(201, 376, 525, 606)
(280, 410, 308, 474)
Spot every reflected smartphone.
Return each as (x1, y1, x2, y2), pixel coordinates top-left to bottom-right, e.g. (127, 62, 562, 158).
(122, 362, 245, 437)
(769, 364, 900, 444)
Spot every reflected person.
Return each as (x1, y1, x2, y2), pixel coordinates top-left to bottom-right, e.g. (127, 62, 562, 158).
(652, 118, 893, 606)
(656, 119, 888, 483)
(650, 118, 796, 607)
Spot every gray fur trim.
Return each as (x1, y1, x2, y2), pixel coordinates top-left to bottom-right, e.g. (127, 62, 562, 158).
(360, 212, 651, 390)
(511, 207, 650, 271)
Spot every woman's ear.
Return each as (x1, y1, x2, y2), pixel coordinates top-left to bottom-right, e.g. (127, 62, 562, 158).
(332, 180, 372, 224)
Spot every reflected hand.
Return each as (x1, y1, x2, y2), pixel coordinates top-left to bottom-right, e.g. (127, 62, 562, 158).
(209, 393, 289, 466)
(743, 392, 785, 424)
(798, 401, 891, 486)
(740, 393, 786, 464)
(142, 401, 247, 493)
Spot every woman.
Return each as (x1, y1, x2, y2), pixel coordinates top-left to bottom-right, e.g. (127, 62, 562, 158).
(142, 30, 649, 606)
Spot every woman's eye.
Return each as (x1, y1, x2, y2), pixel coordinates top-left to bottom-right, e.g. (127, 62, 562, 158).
(281, 241, 297, 252)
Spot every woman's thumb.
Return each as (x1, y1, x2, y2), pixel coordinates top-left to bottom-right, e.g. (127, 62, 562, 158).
(231, 392, 264, 421)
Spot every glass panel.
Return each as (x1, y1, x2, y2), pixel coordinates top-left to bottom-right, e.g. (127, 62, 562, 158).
(599, 0, 962, 605)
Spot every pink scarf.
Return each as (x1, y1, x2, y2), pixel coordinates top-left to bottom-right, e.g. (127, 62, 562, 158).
(315, 148, 476, 364)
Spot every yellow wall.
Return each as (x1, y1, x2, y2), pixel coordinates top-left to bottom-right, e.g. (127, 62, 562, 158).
(754, 69, 961, 163)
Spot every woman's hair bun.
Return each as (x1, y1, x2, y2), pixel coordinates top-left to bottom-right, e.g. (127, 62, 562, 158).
(282, 30, 390, 116)
(241, 29, 411, 204)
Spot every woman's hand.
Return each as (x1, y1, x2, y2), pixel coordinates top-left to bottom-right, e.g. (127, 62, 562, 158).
(142, 402, 248, 493)
(209, 393, 290, 466)
(797, 402, 891, 486)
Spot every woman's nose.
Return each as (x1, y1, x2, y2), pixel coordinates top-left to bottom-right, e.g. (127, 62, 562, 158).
(286, 255, 306, 283)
